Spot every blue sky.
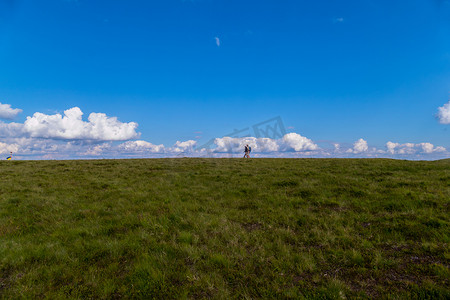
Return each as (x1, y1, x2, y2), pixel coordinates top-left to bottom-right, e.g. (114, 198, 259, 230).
(0, 0, 449, 159)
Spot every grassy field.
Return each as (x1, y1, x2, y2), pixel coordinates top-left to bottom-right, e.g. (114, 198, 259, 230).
(0, 158, 449, 299)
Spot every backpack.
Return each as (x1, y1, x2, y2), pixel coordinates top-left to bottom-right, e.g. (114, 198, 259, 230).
(248, 146, 252, 153)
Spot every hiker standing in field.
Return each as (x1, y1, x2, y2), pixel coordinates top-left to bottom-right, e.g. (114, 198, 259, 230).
(244, 144, 251, 158)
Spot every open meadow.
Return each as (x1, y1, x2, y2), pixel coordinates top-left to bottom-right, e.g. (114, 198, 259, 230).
(0, 158, 449, 299)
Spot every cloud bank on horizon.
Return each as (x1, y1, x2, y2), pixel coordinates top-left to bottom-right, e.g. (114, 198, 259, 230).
(0, 103, 448, 160)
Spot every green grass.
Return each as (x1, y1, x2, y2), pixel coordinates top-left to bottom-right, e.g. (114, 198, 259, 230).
(0, 158, 449, 299)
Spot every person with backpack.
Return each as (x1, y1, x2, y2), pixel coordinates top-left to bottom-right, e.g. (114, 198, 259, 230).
(244, 144, 251, 158)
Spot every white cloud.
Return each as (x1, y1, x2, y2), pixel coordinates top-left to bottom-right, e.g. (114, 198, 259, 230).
(420, 142, 434, 154)
(257, 137, 280, 152)
(0, 122, 25, 137)
(385, 141, 446, 155)
(213, 137, 242, 153)
(398, 143, 416, 154)
(118, 140, 165, 153)
(171, 140, 197, 153)
(281, 133, 318, 152)
(437, 101, 450, 124)
(215, 37, 220, 47)
(213, 137, 254, 153)
(0, 142, 19, 154)
(386, 141, 399, 154)
(0, 103, 22, 120)
(418, 142, 446, 154)
(210, 133, 317, 153)
(0, 138, 82, 157)
(0, 110, 447, 160)
(4, 135, 448, 160)
(85, 143, 112, 156)
(354, 138, 369, 153)
(347, 138, 368, 153)
(434, 146, 447, 153)
(23, 107, 139, 141)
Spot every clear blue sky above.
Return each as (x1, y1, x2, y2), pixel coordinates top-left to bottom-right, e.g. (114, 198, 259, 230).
(0, 0, 449, 158)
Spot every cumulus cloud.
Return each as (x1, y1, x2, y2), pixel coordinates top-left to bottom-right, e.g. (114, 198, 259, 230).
(4, 134, 448, 160)
(281, 133, 318, 151)
(354, 138, 369, 153)
(0, 138, 83, 157)
(84, 143, 112, 156)
(212, 137, 261, 153)
(385, 141, 446, 155)
(257, 137, 280, 152)
(437, 101, 450, 124)
(0, 103, 22, 120)
(1, 111, 447, 160)
(0, 121, 25, 137)
(118, 140, 165, 153)
(434, 146, 447, 153)
(210, 133, 317, 153)
(347, 138, 369, 153)
(171, 140, 197, 153)
(388, 142, 416, 155)
(419, 142, 435, 154)
(0, 141, 19, 154)
(386, 141, 400, 154)
(23, 107, 139, 141)
(418, 143, 446, 154)
(213, 137, 244, 153)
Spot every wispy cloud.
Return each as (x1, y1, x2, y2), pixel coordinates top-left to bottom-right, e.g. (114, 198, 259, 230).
(214, 36, 220, 47)
(333, 17, 344, 23)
